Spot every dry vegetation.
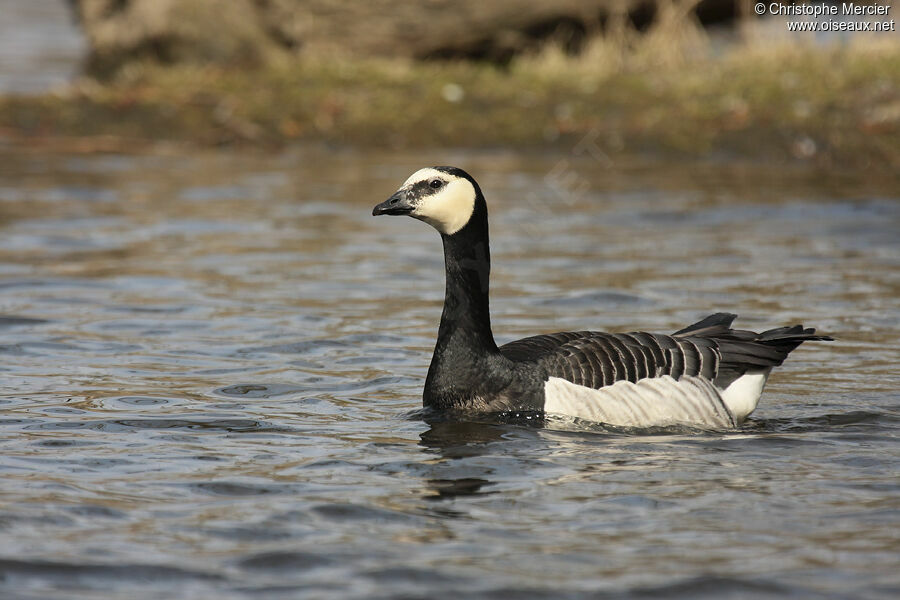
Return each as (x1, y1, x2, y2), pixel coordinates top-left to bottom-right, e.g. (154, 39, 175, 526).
(1, 11, 898, 170)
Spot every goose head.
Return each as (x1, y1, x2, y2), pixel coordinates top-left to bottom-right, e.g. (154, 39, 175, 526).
(373, 166, 482, 236)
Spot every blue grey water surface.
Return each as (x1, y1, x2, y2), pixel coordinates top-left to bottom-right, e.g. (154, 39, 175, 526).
(0, 0, 85, 94)
(0, 146, 898, 599)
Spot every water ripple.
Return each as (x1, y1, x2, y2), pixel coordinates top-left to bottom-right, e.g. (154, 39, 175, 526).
(0, 150, 896, 599)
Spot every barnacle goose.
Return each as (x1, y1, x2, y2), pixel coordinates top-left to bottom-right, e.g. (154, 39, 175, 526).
(372, 166, 831, 428)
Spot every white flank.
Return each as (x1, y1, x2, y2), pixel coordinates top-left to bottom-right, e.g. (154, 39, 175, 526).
(721, 369, 769, 423)
(403, 168, 475, 235)
(543, 375, 737, 429)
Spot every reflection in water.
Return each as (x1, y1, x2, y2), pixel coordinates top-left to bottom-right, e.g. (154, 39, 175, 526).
(0, 148, 897, 598)
(419, 418, 512, 457)
(417, 417, 544, 500)
(418, 420, 506, 500)
(419, 415, 546, 456)
(425, 477, 493, 500)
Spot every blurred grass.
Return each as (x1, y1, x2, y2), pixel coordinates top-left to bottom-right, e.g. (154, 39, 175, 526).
(1, 17, 898, 169)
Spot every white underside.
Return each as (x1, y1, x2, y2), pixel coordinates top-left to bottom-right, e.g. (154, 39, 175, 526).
(543, 371, 770, 428)
(721, 369, 770, 422)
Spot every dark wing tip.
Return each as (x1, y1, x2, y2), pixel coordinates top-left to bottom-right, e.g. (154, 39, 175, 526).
(759, 325, 834, 342)
(673, 313, 738, 337)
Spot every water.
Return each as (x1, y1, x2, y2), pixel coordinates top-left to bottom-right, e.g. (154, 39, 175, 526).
(0, 0, 85, 94)
(0, 146, 898, 599)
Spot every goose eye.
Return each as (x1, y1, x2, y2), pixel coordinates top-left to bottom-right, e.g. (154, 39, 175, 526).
(429, 179, 443, 189)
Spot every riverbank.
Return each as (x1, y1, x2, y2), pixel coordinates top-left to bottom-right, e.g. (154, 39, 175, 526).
(1, 29, 898, 171)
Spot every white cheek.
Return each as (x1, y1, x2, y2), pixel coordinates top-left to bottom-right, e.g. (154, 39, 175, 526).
(413, 180, 475, 235)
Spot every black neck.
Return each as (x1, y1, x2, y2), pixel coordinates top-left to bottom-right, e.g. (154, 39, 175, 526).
(437, 219, 497, 353)
(424, 199, 500, 405)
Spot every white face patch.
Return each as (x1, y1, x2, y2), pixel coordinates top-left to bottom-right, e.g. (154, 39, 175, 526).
(399, 168, 476, 235)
